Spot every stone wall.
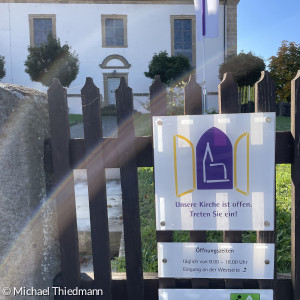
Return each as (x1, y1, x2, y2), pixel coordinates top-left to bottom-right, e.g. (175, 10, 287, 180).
(0, 84, 60, 299)
(226, 0, 240, 56)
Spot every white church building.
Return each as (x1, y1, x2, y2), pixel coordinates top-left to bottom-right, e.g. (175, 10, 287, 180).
(0, 0, 240, 112)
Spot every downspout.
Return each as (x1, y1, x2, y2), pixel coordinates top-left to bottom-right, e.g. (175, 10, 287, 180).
(8, 3, 14, 83)
(224, 0, 227, 62)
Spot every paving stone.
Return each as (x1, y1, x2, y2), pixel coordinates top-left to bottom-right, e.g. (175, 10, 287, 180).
(73, 169, 123, 262)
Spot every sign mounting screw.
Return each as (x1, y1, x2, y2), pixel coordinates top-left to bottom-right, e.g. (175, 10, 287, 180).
(265, 117, 271, 123)
(156, 119, 163, 126)
(162, 258, 167, 263)
(264, 221, 270, 227)
(160, 221, 165, 226)
(265, 259, 270, 265)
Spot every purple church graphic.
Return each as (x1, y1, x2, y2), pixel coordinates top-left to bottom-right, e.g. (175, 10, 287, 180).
(196, 127, 233, 190)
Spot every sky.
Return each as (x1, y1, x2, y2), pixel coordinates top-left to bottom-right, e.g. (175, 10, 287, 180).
(237, 0, 300, 67)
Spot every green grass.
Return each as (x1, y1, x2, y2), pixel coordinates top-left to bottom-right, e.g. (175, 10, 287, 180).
(138, 167, 158, 272)
(69, 114, 83, 126)
(276, 164, 292, 273)
(134, 113, 151, 136)
(276, 116, 290, 131)
(111, 167, 157, 272)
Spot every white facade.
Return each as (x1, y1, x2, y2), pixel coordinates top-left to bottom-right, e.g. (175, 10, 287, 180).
(0, 1, 238, 112)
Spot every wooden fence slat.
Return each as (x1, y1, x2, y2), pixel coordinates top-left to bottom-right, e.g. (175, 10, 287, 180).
(218, 73, 243, 289)
(218, 72, 240, 114)
(116, 77, 144, 300)
(150, 75, 175, 289)
(275, 131, 293, 164)
(255, 71, 277, 293)
(81, 77, 112, 300)
(184, 74, 202, 115)
(150, 75, 167, 116)
(47, 78, 80, 299)
(291, 70, 300, 300)
(255, 71, 276, 113)
(184, 75, 208, 288)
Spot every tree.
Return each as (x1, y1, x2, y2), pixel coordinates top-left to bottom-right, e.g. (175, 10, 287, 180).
(0, 55, 5, 80)
(218, 51, 265, 87)
(269, 40, 300, 102)
(144, 51, 192, 85)
(24, 34, 79, 87)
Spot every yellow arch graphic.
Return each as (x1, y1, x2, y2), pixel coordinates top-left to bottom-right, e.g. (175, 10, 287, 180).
(173, 135, 196, 197)
(234, 132, 249, 196)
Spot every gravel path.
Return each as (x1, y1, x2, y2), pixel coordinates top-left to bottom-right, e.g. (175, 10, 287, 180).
(70, 116, 118, 138)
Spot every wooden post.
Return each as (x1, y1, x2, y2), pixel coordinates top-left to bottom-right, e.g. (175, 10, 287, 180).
(81, 77, 112, 300)
(218, 72, 240, 114)
(116, 77, 144, 300)
(255, 71, 277, 293)
(150, 76, 175, 289)
(255, 71, 276, 113)
(291, 70, 300, 300)
(47, 79, 80, 299)
(218, 73, 243, 289)
(184, 75, 208, 288)
(150, 75, 167, 116)
(184, 74, 202, 115)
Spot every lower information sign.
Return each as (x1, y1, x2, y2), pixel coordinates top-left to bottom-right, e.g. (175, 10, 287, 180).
(158, 242, 274, 279)
(159, 289, 273, 300)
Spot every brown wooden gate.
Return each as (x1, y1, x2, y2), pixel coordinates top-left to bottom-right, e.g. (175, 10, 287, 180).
(46, 71, 300, 299)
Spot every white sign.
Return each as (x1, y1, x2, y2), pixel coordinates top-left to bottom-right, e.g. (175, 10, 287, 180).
(153, 113, 276, 231)
(158, 242, 274, 279)
(159, 289, 273, 300)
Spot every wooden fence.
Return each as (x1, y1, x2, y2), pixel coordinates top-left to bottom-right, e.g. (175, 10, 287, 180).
(46, 71, 300, 300)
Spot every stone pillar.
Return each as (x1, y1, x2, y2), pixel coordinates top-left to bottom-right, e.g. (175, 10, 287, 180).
(0, 84, 60, 299)
(226, 0, 240, 56)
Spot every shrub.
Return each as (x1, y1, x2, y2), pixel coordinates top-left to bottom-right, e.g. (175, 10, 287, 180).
(24, 34, 79, 87)
(0, 56, 6, 80)
(145, 51, 192, 85)
(219, 51, 265, 87)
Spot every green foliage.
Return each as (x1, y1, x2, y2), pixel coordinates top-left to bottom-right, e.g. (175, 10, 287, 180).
(111, 255, 126, 272)
(112, 167, 158, 272)
(144, 51, 192, 85)
(206, 107, 218, 114)
(24, 34, 79, 87)
(0, 55, 6, 80)
(219, 51, 265, 87)
(168, 82, 217, 115)
(269, 40, 300, 103)
(239, 86, 255, 104)
(141, 81, 186, 116)
(167, 81, 186, 115)
(276, 164, 291, 273)
(138, 167, 158, 272)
